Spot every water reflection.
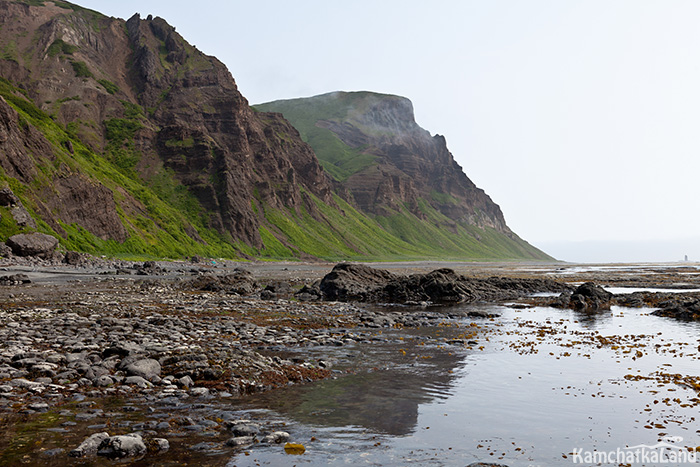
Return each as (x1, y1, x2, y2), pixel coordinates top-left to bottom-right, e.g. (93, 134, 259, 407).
(241, 329, 468, 436)
(231, 303, 700, 466)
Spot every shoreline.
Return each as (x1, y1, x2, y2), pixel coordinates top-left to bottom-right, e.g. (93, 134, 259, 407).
(1, 257, 700, 464)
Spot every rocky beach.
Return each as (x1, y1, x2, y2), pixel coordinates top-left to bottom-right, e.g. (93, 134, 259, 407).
(1, 254, 700, 465)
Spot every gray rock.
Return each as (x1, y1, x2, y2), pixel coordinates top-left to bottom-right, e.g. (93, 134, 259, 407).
(27, 402, 50, 412)
(0, 187, 19, 206)
(229, 423, 260, 437)
(69, 432, 110, 457)
(6, 233, 59, 259)
(97, 433, 147, 458)
(150, 438, 170, 452)
(189, 387, 209, 397)
(225, 436, 255, 447)
(177, 375, 194, 388)
(124, 376, 153, 388)
(263, 431, 290, 444)
(94, 375, 114, 387)
(125, 358, 161, 380)
(10, 205, 36, 229)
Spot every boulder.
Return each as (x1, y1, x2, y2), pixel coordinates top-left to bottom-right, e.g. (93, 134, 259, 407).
(69, 432, 110, 457)
(319, 262, 570, 304)
(0, 187, 19, 206)
(183, 268, 257, 295)
(6, 233, 59, 258)
(569, 282, 613, 311)
(319, 263, 398, 301)
(97, 434, 147, 458)
(10, 205, 36, 228)
(124, 358, 161, 380)
(64, 250, 91, 266)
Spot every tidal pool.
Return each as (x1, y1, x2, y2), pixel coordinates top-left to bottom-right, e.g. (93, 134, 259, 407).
(227, 304, 700, 466)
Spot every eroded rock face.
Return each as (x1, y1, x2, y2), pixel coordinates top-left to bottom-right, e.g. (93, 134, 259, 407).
(0, 4, 337, 252)
(262, 92, 511, 233)
(124, 13, 336, 247)
(6, 233, 58, 258)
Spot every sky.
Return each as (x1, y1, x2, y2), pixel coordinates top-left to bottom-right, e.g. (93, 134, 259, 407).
(76, 0, 700, 263)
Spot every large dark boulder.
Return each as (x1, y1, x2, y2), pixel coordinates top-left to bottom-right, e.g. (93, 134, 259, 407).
(6, 233, 59, 258)
(319, 263, 398, 301)
(569, 282, 613, 311)
(183, 268, 258, 295)
(319, 263, 571, 304)
(384, 268, 476, 303)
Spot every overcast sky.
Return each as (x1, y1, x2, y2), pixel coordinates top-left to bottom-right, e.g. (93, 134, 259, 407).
(78, 0, 700, 263)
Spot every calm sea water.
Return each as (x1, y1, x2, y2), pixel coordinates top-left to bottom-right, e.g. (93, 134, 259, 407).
(227, 304, 700, 466)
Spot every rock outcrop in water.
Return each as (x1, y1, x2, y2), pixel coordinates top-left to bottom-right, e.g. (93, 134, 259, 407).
(319, 262, 571, 304)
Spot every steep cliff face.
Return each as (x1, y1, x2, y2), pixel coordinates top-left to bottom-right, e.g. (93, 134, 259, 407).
(123, 14, 335, 246)
(257, 92, 510, 234)
(0, 1, 335, 251)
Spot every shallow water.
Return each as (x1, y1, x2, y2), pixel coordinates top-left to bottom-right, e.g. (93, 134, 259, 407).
(227, 304, 700, 466)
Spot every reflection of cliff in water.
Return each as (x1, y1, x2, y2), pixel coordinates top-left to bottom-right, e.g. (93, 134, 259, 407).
(242, 328, 467, 436)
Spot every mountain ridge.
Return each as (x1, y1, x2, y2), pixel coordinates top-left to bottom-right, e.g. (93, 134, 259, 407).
(0, 0, 552, 262)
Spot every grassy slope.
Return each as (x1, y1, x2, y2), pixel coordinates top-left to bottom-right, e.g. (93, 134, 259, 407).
(254, 93, 379, 181)
(0, 77, 241, 260)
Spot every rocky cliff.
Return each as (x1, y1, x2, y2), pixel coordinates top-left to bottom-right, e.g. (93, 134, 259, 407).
(0, 1, 336, 249)
(0, 0, 550, 261)
(257, 92, 516, 237)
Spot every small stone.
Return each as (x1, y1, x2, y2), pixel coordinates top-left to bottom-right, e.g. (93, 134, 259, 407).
(27, 402, 49, 413)
(189, 387, 209, 397)
(124, 376, 153, 388)
(94, 375, 114, 387)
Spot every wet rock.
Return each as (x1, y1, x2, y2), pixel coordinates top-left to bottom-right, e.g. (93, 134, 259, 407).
(319, 263, 398, 301)
(569, 282, 613, 311)
(651, 299, 700, 320)
(149, 438, 170, 452)
(6, 233, 58, 259)
(319, 262, 570, 304)
(226, 436, 255, 447)
(97, 433, 147, 458)
(0, 273, 31, 285)
(124, 376, 153, 388)
(228, 420, 261, 437)
(263, 431, 290, 444)
(69, 432, 110, 457)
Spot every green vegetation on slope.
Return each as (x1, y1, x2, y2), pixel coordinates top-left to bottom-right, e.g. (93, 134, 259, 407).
(0, 77, 241, 260)
(254, 93, 379, 181)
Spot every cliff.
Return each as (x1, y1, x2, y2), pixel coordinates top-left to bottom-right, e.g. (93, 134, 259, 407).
(257, 92, 547, 259)
(0, 1, 551, 261)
